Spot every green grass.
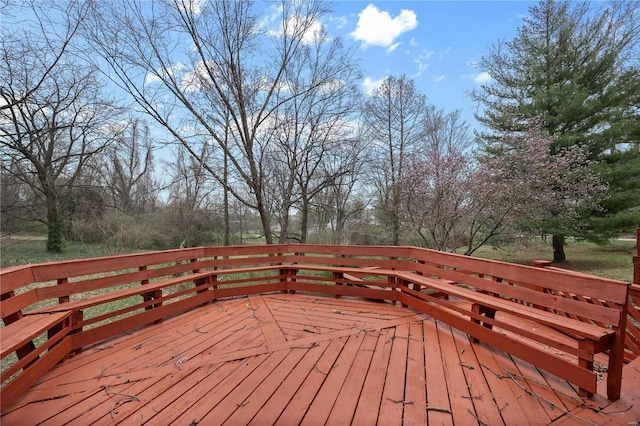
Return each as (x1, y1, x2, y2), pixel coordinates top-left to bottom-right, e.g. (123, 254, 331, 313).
(472, 239, 636, 282)
(0, 234, 138, 268)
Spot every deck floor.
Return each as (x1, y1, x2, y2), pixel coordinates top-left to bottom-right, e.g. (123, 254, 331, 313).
(2, 293, 639, 425)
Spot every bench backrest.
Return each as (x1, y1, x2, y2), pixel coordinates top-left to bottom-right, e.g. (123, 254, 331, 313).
(409, 247, 629, 328)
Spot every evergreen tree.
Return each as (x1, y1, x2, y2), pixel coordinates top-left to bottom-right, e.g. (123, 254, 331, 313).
(472, 0, 640, 261)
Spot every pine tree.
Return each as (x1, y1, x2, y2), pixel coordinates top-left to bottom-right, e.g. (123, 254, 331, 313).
(473, 0, 640, 261)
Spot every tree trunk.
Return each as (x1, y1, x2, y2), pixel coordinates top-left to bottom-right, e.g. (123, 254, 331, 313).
(223, 150, 230, 246)
(552, 234, 566, 263)
(46, 207, 66, 253)
(300, 196, 309, 243)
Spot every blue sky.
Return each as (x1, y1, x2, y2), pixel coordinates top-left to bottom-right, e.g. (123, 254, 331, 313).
(317, 1, 537, 128)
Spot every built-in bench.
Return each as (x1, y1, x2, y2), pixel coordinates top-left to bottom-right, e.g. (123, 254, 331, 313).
(0, 244, 632, 412)
(394, 250, 629, 402)
(0, 307, 74, 406)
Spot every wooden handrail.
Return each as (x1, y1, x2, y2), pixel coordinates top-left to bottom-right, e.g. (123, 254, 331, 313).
(0, 243, 632, 409)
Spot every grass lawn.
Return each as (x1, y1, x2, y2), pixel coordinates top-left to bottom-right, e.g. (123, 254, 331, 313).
(0, 234, 138, 268)
(473, 238, 636, 282)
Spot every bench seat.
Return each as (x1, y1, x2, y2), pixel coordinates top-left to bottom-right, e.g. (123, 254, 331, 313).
(394, 270, 624, 398)
(394, 272, 614, 342)
(1, 311, 72, 358)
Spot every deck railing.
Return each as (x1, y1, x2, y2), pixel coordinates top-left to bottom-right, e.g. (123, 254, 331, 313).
(0, 244, 633, 410)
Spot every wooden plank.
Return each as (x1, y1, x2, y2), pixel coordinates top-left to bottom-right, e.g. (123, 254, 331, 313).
(247, 340, 329, 425)
(248, 295, 287, 345)
(276, 337, 347, 425)
(511, 354, 576, 420)
(401, 321, 428, 425)
(399, 273, 619, 334)
(421, 318, 454, 425)
(378, 322, 410, 426)
(30, 247, 208, 282)
(29, 298, 247, 386)
(301, 333, 367, 425)
(286, 243, 413, 259)
(0, 311, 70, 357)
(437, 323, 478, 425)
(288, 281, 398, 302)
(1, 289, 38, 319)
(409, 246, 629, 302)
(0, 266, 35, 294)
(0, 336, 72, 413)
(486, 347, 553, 424)
(351, 328, 394, 424)
(157, 354, 272, 425)
(58, 374, 167, 424)
(94, 363, 230, 425)
(400, 292, 598, 393)
(223, 347, 309, 425)
(472, 341, 530, 424)
(325, 332, 379, 424)
(452, 324, 505, 426)
(188, 351, 289, 424)
(265, 294, 407, 319)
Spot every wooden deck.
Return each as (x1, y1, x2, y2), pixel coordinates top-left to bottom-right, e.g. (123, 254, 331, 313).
(2, 293, 638, 425)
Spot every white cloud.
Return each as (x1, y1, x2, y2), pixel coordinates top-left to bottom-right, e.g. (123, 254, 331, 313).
(350, 4, 418, 48)
(412, 48, 434, 77)
(175, 0, 209, 15)
(144, 62, 187, 86)
(268, 14, 326, 44)
(362, 76, 385, 96)
(329, 15, 348, 30)
(432, 75, 447, 84)
(439, 46, 451, 59)
(474, 72, 492, 84)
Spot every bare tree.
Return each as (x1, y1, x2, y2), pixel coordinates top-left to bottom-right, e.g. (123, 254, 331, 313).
(264, 26, 361, 243)
(0, 0, 122, 251)
(363, 75, 429, 245)
(164, 146, 218, 247)
(100, 119, 156, 214)
(80, 0, 345, 244)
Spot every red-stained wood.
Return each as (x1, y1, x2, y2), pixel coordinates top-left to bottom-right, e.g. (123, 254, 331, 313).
(378, 322, 410, 426)
(452, 324, 505, 426)
(422, 318, 454, 425)
(325, 331, 379, 424)
(351, 327, 395, 424)
(437, 323, 478, 425)
(248, 340, 330, 425)
(1, 294, 634, 425)
(300, 333, 367, 425)
(3, 243, 629, 408)
(276, 337, 347, 425)
(401, 321, 428, 425)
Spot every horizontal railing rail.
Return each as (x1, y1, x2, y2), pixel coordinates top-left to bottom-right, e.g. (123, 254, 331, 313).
(0, 244, 631, 411)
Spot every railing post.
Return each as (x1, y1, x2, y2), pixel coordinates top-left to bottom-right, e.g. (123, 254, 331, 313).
(57, 278, 70, 304)
(634, 227, 639, 285)
(606, 288, 629, 401)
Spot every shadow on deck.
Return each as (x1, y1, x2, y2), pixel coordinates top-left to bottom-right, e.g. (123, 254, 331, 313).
(2, 293, 639, 425)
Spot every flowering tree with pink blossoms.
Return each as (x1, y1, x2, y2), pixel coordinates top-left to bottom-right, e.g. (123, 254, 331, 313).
(400, 114, 606, 255)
